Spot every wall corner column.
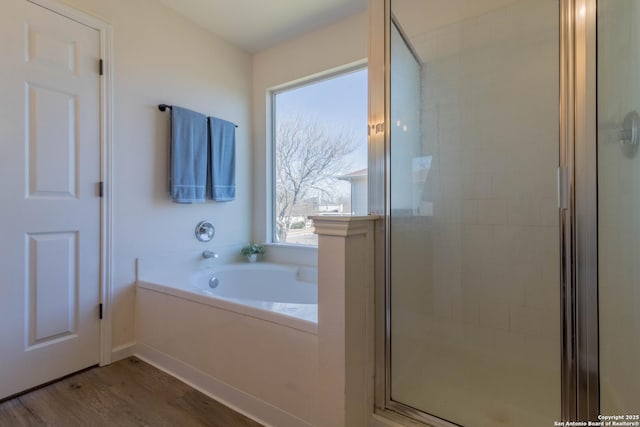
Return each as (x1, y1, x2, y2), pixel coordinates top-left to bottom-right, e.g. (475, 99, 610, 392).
(311, 215, 380, 427)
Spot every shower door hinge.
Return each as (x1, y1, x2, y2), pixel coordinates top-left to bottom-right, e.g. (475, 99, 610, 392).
(558, 166, 569, 210)
(99, 59, 104, 76)
(99, 303, 103, 320)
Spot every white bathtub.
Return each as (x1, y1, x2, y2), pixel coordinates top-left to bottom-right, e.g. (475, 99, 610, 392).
(139, 263, 318, 333)
(135, 258, 319, 427)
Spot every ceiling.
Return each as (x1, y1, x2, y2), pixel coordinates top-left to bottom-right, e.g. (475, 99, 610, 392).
(157, 0, 368, 53)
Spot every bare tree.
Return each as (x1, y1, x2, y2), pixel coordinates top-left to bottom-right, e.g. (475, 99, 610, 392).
(275, 115, 359, 242)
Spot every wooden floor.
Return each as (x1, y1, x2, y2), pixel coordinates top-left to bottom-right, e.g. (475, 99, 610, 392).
(0, 357, 263, 427)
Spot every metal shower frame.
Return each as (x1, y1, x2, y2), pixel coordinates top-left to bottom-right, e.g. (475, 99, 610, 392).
(368, 0, 600, 424)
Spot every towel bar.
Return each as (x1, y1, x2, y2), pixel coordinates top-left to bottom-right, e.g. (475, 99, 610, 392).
(158, 104, 238, 128)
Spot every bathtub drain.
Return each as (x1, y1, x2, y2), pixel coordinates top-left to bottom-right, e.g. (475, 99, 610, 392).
(209, 276, 219, 289)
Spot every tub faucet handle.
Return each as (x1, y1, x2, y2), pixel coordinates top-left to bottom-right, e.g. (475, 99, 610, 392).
(202, 250, 218, 259)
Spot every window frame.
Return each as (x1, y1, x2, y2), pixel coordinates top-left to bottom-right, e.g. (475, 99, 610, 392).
(268, 62, 368, 247)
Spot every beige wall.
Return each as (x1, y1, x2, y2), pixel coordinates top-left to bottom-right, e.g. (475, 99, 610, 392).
(32, 0, 367, 355)
(251, 12, 368, 251)
(54, 0, 252, 352)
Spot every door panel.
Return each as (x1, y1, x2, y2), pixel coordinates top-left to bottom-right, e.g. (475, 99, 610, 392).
(0, 0, 101, 399)
(27, 231, 78, 348)
(27, 84, 78, 198)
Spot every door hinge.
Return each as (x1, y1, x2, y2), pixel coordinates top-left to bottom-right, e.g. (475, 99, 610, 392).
(99, 303, 103, 320)
(99, 59, 104, 76)
(99, 181, 104, 198)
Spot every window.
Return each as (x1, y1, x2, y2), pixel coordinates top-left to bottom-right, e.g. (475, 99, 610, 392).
(272, 67, 368, 246)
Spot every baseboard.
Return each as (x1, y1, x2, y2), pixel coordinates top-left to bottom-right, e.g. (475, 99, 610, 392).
(134, 343, 313, 427)
(110, 342, 136, 362)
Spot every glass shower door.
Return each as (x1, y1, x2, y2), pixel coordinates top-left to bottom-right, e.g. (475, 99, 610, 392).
(388, 1, 561, 425)
(597, 0, 640, 416)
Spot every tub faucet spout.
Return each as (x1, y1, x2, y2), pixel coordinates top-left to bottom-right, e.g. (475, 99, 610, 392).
(202, 250, 219, 259)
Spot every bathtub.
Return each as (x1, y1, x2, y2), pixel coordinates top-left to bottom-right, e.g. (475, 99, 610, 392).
(135, 258, 319, 427)
(139, 263, 318, 333)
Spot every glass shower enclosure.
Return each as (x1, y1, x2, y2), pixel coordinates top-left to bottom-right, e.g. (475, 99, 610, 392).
(598, 0, 640, 417)
(369, 0, 640, 426)
(387, 1, 560, 425)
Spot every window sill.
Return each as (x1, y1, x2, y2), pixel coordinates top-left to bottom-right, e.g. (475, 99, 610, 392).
(262, 243, 318, 267)
(263, 242, 318, 250)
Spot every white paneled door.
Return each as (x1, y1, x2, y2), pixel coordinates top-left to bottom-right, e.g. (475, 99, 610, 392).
(0, 0, 101, 399)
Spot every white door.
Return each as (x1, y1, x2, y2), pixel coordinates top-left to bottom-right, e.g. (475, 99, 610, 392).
(0, 0, 101, 399)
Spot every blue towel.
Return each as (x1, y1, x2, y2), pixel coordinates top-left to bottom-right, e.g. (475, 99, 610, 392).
(208, 116, 236, 202)
(170, 106, 208, 203)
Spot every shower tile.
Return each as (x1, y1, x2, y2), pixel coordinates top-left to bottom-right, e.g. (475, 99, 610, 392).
(473, 148, 509, 174)
(463, 324, 495, 353)
(511, 256, 543, 283)
(509, 306, 544, 336)
(477, 199, 508, 225)
(438, 174, 463, 198)
(434, 258, 461, 289)
(461, 224, 493, 251)
(462, 306, 481, 329)
(462, 199, 478, 224)
(526, 335, 561, 372)
(507, 199, 540, 225)
(492, 225, 524, 251)
(478, 300, 509, 331)
(434, 198, 461, 223)
(491, 172, 521, 199)
(492, 275, 526, 306)
(493, 329, 525, 354)
(537, 309, 559, 339)
(532, 166, 559, 199)
(432, 222, 462, 249)
(539, 199, 558, 227)
(432, 298, 453, 320)
(463, 173, 492, 199)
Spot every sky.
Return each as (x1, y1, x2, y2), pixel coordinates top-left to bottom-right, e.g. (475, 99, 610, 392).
(274, 68, 368, 173)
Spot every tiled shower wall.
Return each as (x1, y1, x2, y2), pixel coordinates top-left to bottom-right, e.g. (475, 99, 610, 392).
(419, 0, 559, 362)
(391, 1, 561, 425)
(393, 0, 560, 367)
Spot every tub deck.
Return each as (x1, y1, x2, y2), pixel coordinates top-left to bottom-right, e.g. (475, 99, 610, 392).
(137, 262, 318, 334)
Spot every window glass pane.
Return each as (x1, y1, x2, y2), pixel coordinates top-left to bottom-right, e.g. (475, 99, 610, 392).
(273, 68, 368, 245)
